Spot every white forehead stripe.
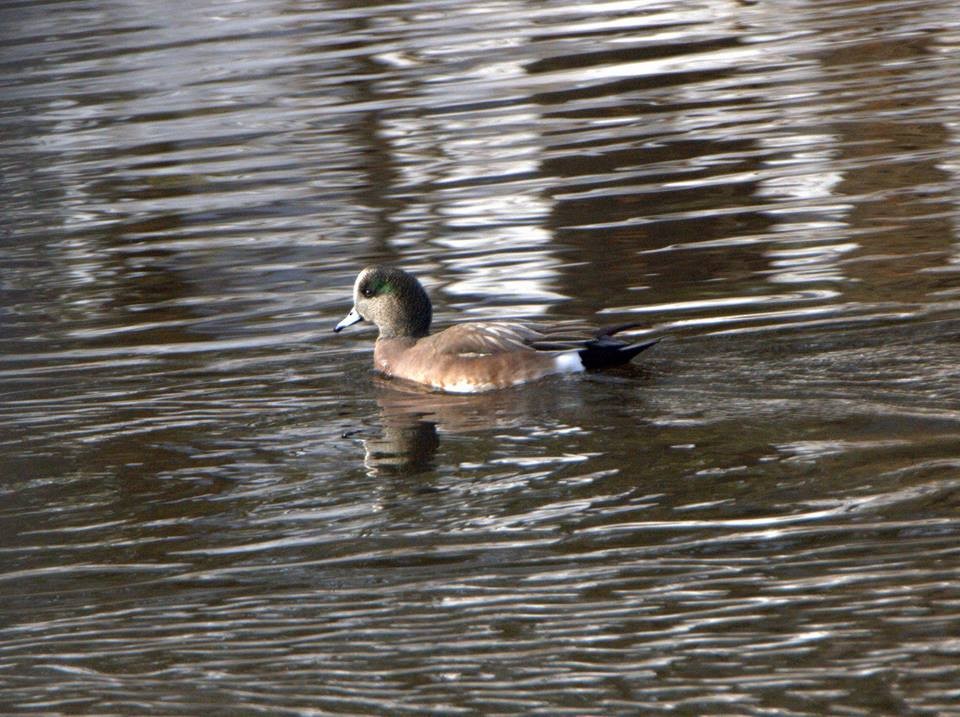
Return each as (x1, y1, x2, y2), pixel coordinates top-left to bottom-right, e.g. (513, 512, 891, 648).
(353, 268, 371, 300)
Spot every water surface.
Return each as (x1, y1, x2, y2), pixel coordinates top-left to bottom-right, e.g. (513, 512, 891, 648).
(3, 0, 960, 714)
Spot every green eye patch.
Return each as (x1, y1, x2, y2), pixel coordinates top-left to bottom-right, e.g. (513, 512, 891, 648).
(361, 278, 393, 298)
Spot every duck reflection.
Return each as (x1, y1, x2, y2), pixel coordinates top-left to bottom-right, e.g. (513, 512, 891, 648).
(363, 382, 440, 475)
(362, 376, 556, 476)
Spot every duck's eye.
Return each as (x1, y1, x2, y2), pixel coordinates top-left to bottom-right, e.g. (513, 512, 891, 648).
(361, 279, 388, 298)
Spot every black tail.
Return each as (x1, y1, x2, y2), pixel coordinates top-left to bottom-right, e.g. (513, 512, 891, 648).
(578, 337, 660, 370)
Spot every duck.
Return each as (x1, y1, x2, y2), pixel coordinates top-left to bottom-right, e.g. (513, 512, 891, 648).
(334, 266, 659, 393)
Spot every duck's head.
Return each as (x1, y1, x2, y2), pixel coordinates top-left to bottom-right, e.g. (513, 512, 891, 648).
(334, 266, 432, 339)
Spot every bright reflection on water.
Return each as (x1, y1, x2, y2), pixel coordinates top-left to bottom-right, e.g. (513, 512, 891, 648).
(3, 0, 960, 714)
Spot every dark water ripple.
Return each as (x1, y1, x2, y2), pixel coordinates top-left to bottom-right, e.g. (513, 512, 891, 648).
(3, 0, 960, 714)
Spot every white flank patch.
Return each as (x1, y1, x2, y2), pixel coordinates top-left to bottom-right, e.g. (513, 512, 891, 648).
(554, 351, 585, 374)
(439, 379, 495, 394)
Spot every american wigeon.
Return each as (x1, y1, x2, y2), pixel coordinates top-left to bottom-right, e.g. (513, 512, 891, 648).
(334, 266, 659, 393)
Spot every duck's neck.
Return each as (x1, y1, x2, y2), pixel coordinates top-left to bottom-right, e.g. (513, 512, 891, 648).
(377, 304, 431, 339)
(377, 323, 429, 340)
(374, 335, 416, 376)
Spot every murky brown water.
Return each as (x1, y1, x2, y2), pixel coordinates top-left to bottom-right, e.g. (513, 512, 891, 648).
(3, 0, 960, 714)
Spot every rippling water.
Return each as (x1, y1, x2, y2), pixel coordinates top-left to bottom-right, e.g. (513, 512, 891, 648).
(3, 0, 960, 714)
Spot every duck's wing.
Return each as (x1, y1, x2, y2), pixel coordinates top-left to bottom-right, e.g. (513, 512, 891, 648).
(522, 320, 649, 350)
(427, 321, 544, 356)
(428, 320, 651, 355)
(525, 320, 660, 368)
